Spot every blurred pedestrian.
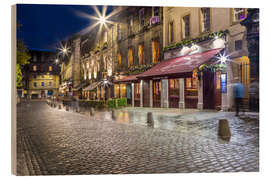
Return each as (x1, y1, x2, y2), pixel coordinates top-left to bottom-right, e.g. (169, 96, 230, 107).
(249, 79, 259, 112)
(233, 77, 244, 116)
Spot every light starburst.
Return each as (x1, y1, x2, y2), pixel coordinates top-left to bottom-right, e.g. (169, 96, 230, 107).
(216, 51, 230, 64)
(74, 6, 118, 37)
(57, 42, 71, 57)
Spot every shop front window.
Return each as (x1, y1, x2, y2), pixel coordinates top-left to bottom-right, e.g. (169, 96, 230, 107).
(185, 78, 198, 89)
(134, 83, 140, 99)
(114, 84, 120, 98)
(153, 80, 161, 100)
(120, 84, 126, 98)
(169, 79, 179, 96)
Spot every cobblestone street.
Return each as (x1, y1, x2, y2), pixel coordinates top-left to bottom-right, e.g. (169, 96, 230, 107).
(16, 101, 259, 175)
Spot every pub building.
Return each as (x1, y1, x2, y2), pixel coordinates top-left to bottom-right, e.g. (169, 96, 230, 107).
(115, 36, 229, 110)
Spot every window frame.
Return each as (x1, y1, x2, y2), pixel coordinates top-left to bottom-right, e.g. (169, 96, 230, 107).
(181, 14, 191, 39)
(152, 39, 160, 63)
(200, 8, 211, 33)
(138, 43, 145, 65)
(231, 8, 247, 25)
(139, 8, 145, 29)
(168, 21, 174, 44)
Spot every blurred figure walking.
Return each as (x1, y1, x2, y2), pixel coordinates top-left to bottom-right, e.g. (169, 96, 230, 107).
(233, 77, 244, 116)
(249, 79, 259, 112)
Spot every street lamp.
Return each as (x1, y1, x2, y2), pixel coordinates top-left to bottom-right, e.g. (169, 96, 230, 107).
(99, 16, 106, 25)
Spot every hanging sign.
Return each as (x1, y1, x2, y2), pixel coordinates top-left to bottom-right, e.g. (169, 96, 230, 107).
(220, 73, 227, 93)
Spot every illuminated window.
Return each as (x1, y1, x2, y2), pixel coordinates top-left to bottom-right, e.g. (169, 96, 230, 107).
(138, 44, 145, 65)
(41, 82, 45, 87)
(169, 79, 179, 96)
(128, 48, 133, 67)
(120, 84, 126, 98)
(182, 15, 190, 39)
(49, 66, 52, 71)
(153, 80, 161, 100)
(216, 72, 221, 89)
(117, 52, 122, 67)
(114, 84, 120, 98)
(33, 65, 37, 71)
(152, 40, 159, 63)
(134, 83, 140, 99)
(168, 22, 174, 43)
(48, 82, 52, 86)
(233, 8, 246, 22)
(185, 78, 197, 89)
(201, 8, 210, 32)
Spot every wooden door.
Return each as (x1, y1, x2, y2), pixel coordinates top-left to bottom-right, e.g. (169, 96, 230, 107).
(203, 71, 216, 109)
(143, 80, 150, 107)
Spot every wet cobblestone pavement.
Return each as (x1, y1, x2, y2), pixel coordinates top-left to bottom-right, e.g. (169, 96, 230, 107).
(16, 101, 259, 175)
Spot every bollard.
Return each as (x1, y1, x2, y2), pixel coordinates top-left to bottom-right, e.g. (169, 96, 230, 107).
(218, 119, 231, 141)
(54, 103, 56, 108)
(90, 107, 94, 116)
(147, 112, 154, 127)
(66, 106, 69, 111)
(58, 104, 62, 109)
(112, 110, 116, 120)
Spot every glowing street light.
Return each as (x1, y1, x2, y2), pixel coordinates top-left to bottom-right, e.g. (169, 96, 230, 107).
(57, 42, 70, 57)
(55, 58, 59, 64)
(99, 16, 106, 24)
(216, 51, 230, 64)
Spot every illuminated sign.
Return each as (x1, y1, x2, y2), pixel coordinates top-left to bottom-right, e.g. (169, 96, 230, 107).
(220, 73, 227, 93)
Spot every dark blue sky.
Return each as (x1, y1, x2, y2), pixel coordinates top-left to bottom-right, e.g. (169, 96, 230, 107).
(17, 4, 111, 51)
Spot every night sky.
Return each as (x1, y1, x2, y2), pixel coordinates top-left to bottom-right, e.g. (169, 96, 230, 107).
(17, 4, 112, 51)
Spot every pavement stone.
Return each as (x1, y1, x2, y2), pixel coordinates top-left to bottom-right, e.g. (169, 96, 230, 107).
(16, 101, 259, 175)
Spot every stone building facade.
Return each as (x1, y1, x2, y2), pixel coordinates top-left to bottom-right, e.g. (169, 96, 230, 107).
(61, 6, 251, 111)
(159, 7, 250, 110)
(24, 50, 60, 99)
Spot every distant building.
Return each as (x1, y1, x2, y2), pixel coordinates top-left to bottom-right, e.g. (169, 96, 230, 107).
(23, 50, 60, 99)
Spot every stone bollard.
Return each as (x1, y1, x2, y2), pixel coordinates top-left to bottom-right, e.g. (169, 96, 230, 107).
(218, 119, 231, 141)
(58, 104, 62, 109)
(147, 112, 154, 127)
(90, 107, 94, 116)
(66, 106, 69, 111)
(112, 110, 116, 120)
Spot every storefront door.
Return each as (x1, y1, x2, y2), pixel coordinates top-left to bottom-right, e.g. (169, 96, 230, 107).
(134, 83, 140, 107)
(169, 79, 179, 108)
(203, 71, 217, 109)
(143, 80, 150, 107)
(153, 80, 161, 107)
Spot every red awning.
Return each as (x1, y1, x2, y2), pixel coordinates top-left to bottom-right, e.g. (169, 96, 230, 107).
(136, 48, 222, 79)
(114, 74, 139, 83)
